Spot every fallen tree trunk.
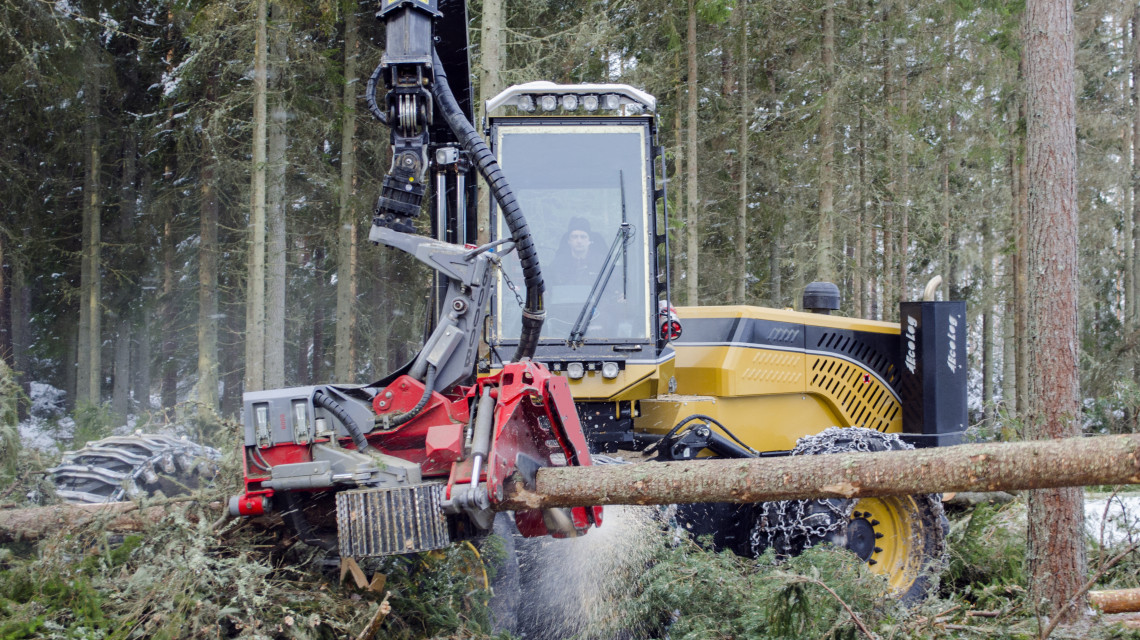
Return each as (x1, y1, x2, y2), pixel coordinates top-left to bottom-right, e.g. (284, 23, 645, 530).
(0, 501, 171, 543)
(1091, 589, 1140, 614)
(498, 433, 1140, 510)
(2, 434, 1138, 541)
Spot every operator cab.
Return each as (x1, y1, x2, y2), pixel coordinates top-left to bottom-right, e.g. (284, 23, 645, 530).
(487, 83, 672, 377)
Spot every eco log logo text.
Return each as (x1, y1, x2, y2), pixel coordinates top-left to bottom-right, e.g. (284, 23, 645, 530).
(904, 315, 918, 374)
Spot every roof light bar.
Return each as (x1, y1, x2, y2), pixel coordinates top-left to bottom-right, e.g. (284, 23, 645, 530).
(486, 81, 657, 114)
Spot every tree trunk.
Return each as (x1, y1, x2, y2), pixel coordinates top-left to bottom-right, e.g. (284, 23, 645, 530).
(335, 5, 360, 383)
(0, 232, 10, 367)
(477, 0, 504, 246)
(245, 0, 269, 394)
(1133, 6, 1140, 379)
(161, 214, 177, 411)
(897, 4, 909, 303)
(982, 191, 995, 426)
(264, 7, 288, 390)
(198, 141, 220, 417)
(735, 0, 749, 303)
(112, 128, 138, 426)
(112, 320, 130, 426)
(0, 502, 198, 543)
(1090, 589, 1140, 614)
(78, 57, 102, 408)
(498, 433, 1140, 511)
(11, 230, 29, 420)
(769, 219, 782, 307)
(685, 0, 700, 306)
(134, 315, 151, 412)
(817, 1, 836, 284)
(1024, 0, 1086, 621)
(311, 246, 326, 382)
(6, 435, 1140, 543)
(855, 1, 868, 318)
(1017, 96, 1030, 415)
(881, 0, 895, 317)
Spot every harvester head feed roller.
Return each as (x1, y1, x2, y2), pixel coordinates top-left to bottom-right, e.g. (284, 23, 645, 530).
(336, 483, 451, 557)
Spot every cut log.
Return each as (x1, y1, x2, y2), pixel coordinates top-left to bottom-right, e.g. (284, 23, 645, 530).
(2, 434, 1139, 542)
(498, 433, 1140, 510)
(1091, 589, 1140, 614)
(0, 502, 170, 543)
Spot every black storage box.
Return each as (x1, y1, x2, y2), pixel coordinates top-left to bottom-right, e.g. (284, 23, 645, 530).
(898, 301, 967, 447)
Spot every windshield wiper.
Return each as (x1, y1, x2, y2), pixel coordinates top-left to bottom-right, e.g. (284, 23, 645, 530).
(568, 221, 634, 348)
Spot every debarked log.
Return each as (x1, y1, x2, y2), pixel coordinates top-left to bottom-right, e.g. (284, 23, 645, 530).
(497, 433, 1140, 511)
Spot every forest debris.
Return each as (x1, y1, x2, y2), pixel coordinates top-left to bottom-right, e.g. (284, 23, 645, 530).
(944, 491, 1017, 507)
(339, 556, 387, 593)
(340, 557, 369, 589)
(354, 592, 392, 640)
(1102, 613, 1140, 629)
(1090, 588, 1140, 614)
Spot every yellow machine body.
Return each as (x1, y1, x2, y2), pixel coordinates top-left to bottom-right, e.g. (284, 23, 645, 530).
(558, 304, 905, 454)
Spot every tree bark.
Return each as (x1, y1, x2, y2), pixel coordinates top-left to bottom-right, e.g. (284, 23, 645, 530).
(198, 138, 220, 417)
(133, 313, 151, 412)
(881, 0, 895, 317)
(897, 2, 909, 303)
(245, 0, 269, 394)
(264, 6, 288, 391)
(1090, 589, 1140, 614)
(477, 0, 504, 246)
(685, 0, 700, 306)
(817, 0, 836, 284)
(77, 55, 102, 408)
(161, 214, 177, 411)
(735, 0, 750, 304)
(0, 501, 199, 543)
(10, 230, 29, 420)
(498, 433, 1140, 511)
(1132, 6, 1140, 379)
(335, 4, 359, 383)
(1024, 0, 1085, 622)
(0, 231, 10, 367)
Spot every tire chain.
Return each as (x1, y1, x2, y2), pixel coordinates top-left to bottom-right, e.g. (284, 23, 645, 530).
(750, 427, 909, 558)
(49, 434, 221, 504)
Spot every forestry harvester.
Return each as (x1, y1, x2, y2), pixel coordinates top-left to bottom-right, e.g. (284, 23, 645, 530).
(228, 0, 967, 603)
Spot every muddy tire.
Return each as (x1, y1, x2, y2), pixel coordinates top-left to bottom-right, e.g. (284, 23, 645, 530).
(49, 434, 221, 504)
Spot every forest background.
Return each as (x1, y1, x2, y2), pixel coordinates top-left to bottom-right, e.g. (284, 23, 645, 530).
(0, 0, 1136, 442)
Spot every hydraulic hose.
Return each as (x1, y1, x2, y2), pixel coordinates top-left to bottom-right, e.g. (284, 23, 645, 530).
(313, 390, 376, 454)
(429, 47, 545, 361)
(365, 61, 389, 126)
(381, 364, 438, 429)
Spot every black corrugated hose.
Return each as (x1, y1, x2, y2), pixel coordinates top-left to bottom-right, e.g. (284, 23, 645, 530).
(429, 47, 545, 361)
(381, 364, 437, 428)
(313, 390, 376, 454)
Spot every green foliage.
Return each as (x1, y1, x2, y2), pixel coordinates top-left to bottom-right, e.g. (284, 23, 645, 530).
(0, 361, 22, 480)
(1083, 379, 1140, 435)
(943, 502, 1027, 610)
(372, 544, 500, 639)
(70, 403, 114, 450)
(623, 536, 899, 639)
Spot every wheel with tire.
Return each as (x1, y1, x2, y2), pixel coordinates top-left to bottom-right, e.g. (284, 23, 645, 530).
(49, 434, 221, 504)
(751, 427, 948, 603)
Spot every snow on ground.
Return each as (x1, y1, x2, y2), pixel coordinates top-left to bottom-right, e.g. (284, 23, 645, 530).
(18, 382, 74, 452)
(1085, 493, 1140, 548)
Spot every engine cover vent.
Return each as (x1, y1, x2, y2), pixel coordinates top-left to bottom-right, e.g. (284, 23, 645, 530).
(336, 483, 450, 557)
